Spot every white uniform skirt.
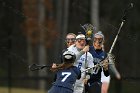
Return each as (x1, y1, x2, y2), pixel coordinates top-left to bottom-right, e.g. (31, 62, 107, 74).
(101, 71, 110, 83)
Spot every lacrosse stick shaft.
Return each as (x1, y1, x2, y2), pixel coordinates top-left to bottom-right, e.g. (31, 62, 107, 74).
(108, 21, 125, 80)
(109, 21, 124, 53)
(109, 3, 133, 53)
(82, 61, 104, 73)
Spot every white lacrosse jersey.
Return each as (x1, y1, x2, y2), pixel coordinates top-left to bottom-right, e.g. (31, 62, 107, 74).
(68, 45, 94, 93)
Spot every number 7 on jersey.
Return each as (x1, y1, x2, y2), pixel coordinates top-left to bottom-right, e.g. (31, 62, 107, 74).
(61, 72, 71, 82)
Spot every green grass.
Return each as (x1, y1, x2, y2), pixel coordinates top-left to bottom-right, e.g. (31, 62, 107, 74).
(0, 87, 46, 93)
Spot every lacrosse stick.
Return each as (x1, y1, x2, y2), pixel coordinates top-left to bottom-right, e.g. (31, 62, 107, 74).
(108, 3, 133, 79)
(29, 64, 51, 71)
(82, 3, 133, 79)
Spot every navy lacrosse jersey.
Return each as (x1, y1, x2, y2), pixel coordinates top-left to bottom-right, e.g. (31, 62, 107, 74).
(48, 66, 81, 93)
(88, 46, 109, 83)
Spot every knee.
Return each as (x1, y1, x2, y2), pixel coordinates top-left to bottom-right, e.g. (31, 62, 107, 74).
(102, 87, 107, 93)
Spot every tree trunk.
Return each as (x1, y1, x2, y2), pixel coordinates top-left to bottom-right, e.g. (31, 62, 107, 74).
(62, 0, 69, 49)
(23, 0, 39, 88)
(38, 0, 47, 90)
(91, 0, 99, 31)
(53, 0, 63, 61)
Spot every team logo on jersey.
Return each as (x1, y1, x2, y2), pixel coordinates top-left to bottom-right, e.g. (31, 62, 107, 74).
(102, 56, 104, 59)
(93, 58, 101, 63)
(80, 57, 85, 61)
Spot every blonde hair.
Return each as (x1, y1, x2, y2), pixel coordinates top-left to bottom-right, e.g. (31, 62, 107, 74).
(66, 33, 76, 38)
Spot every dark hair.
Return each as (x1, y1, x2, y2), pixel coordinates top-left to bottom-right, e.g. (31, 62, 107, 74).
(50, 63, 74, 72)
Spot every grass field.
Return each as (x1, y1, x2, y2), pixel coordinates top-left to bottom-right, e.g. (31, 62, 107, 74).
(0, 87, 46, 93)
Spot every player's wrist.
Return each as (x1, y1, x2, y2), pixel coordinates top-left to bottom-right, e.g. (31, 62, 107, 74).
(80, 50, 86, 54)
(85, 74, 90, 80)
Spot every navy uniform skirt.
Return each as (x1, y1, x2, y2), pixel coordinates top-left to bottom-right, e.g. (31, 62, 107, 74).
(48, 86, 73, 93)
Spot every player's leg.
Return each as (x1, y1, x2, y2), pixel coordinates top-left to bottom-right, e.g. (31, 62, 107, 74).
(101, 82, 110, 93)
(101, 71, 110, 93)
(88, 82, 102, 93)
(73, 83, 84, 93)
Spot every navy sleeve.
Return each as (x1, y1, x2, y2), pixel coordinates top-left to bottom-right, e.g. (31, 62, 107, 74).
(77, 70, 81, 79)
(73, 66, 81, 79)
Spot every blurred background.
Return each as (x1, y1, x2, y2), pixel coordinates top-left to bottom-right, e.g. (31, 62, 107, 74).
(0, 0, 140, 93)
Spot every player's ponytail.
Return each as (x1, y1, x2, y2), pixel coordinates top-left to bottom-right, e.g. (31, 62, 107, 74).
(50, 63, 73, 72)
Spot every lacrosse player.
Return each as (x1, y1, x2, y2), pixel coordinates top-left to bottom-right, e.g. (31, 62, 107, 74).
(68, 34, 94, 93)
(86, 31, 110, 93)
(65, 33, 76, 47)
(53, 33, 76, 81)
(48, 51, 81, 93)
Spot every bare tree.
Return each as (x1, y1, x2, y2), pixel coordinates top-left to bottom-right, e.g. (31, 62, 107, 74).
(54, 0, 69, 58)
(91, 0, 99, 31)
(62, 0, 70, 48)
(38, 0, 47, 90)
(23, 0, 40, 88)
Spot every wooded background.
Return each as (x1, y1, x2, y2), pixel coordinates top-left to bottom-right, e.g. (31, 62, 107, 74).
(0, 0, 140, 93)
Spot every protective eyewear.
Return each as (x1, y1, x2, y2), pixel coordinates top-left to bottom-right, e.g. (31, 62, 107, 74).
(93, 38, 103, 43)
(76, 38, 86, 43)
(66, 38, 76, 43)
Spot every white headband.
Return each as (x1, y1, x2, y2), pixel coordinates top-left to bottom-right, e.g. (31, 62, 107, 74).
(76, 34, 85, 39)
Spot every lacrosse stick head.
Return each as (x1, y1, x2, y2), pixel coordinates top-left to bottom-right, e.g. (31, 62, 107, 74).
(80, 24, 95, 45)
(107, 53, 121, 79)
(29, 64, 41, 71)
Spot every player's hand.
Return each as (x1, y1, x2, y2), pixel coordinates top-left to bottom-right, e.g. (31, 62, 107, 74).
(102, 59, 109, 71)
(52, 63, 57, 68)
(82, 45, 89, 52)
(50, 63, 58, 72)
(83, 78, 88, 84)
